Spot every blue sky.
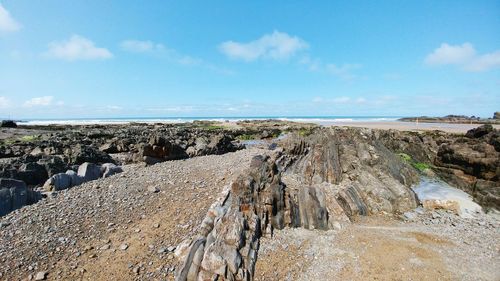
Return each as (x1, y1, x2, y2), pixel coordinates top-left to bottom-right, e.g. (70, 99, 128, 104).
(0, 0, 499, 119)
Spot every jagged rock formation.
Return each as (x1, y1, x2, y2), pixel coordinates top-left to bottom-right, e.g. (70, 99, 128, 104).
(175, 128, 420, 280)
(376, 125, 500, 209)
(175, 155, 285, 281)
(281, 127, 419, 218)
(434, 126, 499, 208)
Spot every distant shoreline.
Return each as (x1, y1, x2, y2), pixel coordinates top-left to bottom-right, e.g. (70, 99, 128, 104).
(320, 121, 500, 134)
(399, 114, 499, 125)
(15, 116, 402, 126)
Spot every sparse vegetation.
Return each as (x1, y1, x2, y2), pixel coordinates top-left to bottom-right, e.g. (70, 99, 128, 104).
(236, 134, 257, 140)
(297, 127, 314, 137)
(0, 135, 41, 146)
(20, 135, 40, 142)
(398, 152, 432, 172)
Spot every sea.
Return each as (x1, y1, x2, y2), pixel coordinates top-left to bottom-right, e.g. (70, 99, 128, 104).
(17, 116, 401, 126)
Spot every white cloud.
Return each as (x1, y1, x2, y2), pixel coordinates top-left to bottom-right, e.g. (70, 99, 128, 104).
(326, 64, 362, 81)
(23, 96, 54, 107)
(120, 39, 231, 73)
(355, 97, 367, 104)
(463, 51, 500, 72)
(333, 96, 351, 103)
(106, 105, 122, 110)
(425, 43, 475, 65)
(45, 35, 113, 61)
(120, 40, 165, 53)
(0, 96, 10, 108)
(0, 4, 21, 33)
(425, 43, 500, 72)
(219, 31, 308, 61)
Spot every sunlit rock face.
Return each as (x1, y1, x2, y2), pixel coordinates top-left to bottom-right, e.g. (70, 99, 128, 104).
(175, 128, 420, 281)
(281, 127, 419, 220)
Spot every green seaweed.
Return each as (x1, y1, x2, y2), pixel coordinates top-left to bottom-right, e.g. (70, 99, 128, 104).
(412, 162, 431, 172)
(397, 153, 431, 172)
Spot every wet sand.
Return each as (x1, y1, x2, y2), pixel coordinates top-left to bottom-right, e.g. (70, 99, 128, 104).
(319, 121, 500, 134)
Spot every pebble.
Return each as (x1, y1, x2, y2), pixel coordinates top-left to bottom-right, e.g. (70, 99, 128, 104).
(34, 271, 47, 280)
(120, 244, 129, 251)
(147, 186, 160, 193)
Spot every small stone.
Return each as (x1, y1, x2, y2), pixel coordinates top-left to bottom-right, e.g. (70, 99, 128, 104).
(153, 223, 160, 228)
(167, 246, 176, 252)
(133, 267, 140, 274)
(147, 186, 160, 193)
(120, 244, 129, 250)
(35, 271, 47, 280)
(157, 248, 166, 254)
(100, 244, 110, 250)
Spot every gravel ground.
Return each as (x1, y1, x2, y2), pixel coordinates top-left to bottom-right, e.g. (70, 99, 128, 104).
(1, 144, 499, 281)
(0, 148, 270, 280)
(256, 210, 500, 281)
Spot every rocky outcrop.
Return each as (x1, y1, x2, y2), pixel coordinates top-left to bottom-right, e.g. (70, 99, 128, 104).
(0, 179, 41, 216)
(175, 155, 284, 281)
(399, 114, 500, 124)
(65, 144, 115, 165)
(186, 134, 241, 157)
(281, 128, 419, 218)
(1, 120, 17, 128)
(133, 136, 188, 165)
(434, 126, 499, 208)
(175, 128, 420, 280)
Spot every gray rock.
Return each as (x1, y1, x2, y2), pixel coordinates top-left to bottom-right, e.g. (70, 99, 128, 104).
(43, 173, 72, 191)
(35, 271, 47, 280)
(147, 186, 160, 193)
(65, 170, 83, 186)
(100, 163, 123, 178)
(77, 162, 101, 181)
(403, 211, 417, 220)
(0, 179, 40, 216)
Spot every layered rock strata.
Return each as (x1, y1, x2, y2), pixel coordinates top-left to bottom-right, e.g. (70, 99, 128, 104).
(175, 127, 420, 280)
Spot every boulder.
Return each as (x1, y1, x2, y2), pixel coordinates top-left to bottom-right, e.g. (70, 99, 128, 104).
(0, 178, 40, 216)
(133, 136, 188, 164)
(65, 144, 114, 165)
(465, 124, 493, 138)
(100, 163, 123, 178)
(1, 120, 17, 128)
(37, 156, 68, 177)
(188, 134, 241, 157)
(99, 142, 119, 153)
(65, 170, 83, 186)
(422, 199, 461, 214)
(77, 162, 101, 181)
(43, 173, 72, 191)
(17, 162, 48, 186)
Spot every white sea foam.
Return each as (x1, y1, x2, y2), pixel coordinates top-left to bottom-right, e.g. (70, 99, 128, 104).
(18, 117, 400, 126)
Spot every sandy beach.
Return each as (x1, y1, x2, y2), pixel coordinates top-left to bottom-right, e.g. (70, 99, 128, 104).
(319, 121, 500, 134)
